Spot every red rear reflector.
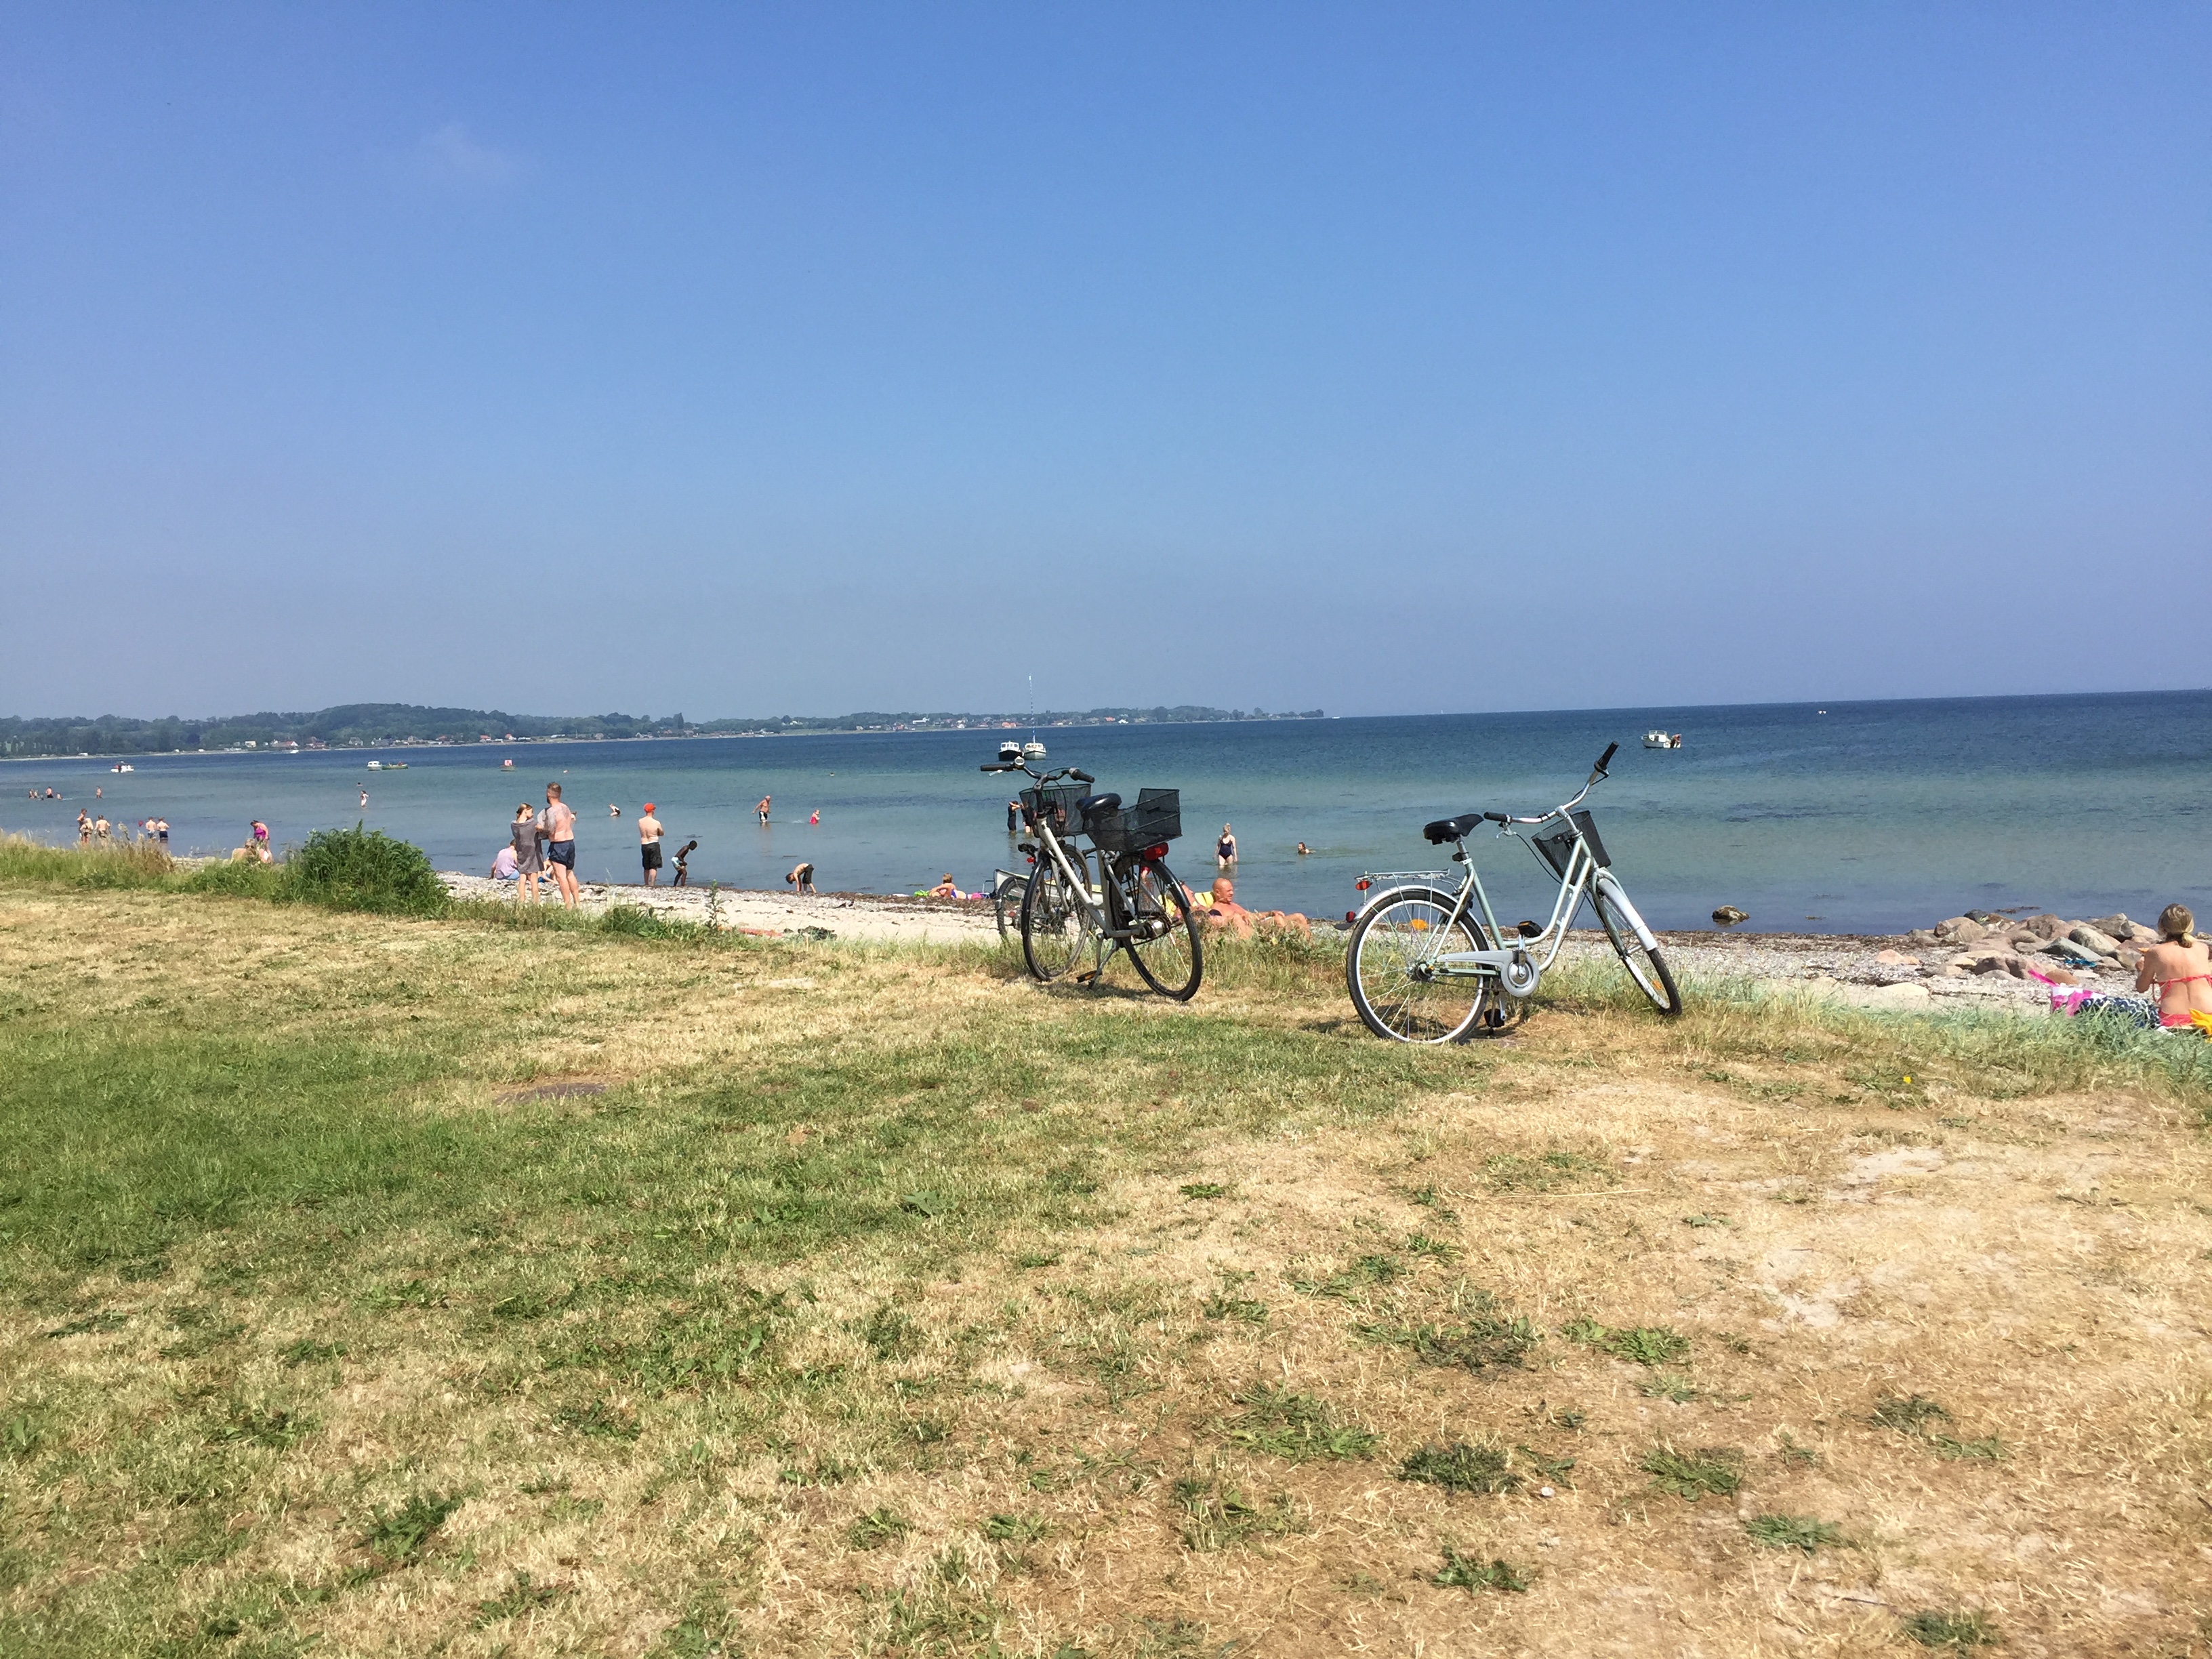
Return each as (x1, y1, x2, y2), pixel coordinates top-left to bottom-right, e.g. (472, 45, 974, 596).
(1145, 843, 1168, 859)
(1354, 878, 1371, 891)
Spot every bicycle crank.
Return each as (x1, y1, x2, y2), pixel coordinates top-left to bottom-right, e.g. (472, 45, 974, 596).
(1498, 951, 1541, 998)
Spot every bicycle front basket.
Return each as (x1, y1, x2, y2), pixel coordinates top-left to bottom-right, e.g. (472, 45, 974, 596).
(1532, 809, 1607, 878)
(1091, 787, 1181, 853)
(1020, 783, 1088, 837)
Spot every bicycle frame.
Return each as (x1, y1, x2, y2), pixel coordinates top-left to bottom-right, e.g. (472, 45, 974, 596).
(1360, 756, 1656, 998)
(996, 762, 1161, 944)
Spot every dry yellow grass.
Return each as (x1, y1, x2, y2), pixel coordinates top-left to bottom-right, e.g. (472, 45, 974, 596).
(1, 883, 2208, 1657)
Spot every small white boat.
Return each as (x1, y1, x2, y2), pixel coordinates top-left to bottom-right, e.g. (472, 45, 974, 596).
(110, 763, 134, 773)
(1023, 740, 1048, 762)
(501, 758, 514, 769)
(366, 760, 383, 770)
(1643, 731, 1683, 750)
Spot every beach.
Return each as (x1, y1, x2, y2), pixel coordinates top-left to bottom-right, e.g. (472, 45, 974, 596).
(438, 868, 2100, 1012)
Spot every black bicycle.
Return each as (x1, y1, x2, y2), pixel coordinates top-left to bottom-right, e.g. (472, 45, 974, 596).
(981, 743, 1203, 999)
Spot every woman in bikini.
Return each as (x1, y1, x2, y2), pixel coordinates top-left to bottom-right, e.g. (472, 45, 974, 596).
(2135, 904, 2212, 1029)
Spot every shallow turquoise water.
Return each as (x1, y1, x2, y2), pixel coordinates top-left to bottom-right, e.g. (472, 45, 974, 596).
(5, 691, 2207, 935)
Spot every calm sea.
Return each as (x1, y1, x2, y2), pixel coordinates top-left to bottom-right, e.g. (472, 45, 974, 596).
(5, 691, 2207, 935)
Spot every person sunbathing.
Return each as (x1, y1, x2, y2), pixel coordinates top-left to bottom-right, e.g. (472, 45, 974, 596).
(2137, 904, 2212, 1029)
(1199, 878, 1309, 941)
(928, 874, 960, 899)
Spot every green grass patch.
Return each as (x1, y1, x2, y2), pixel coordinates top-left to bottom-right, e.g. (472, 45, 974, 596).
(1903, 1609, 2001, 1648)
(1562, 1319, 1691, 1367)
(1397, 1440, 1517, 1496)
(1431, 1546, 1530, 1593)
(1744, 1514, 1843, 1553)
(1225, 1384, 1378, 1462)
(1640, 1444, 1742, 1501)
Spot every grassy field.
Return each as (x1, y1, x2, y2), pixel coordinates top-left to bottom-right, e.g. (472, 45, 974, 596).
(1, 855, 2209, 1657)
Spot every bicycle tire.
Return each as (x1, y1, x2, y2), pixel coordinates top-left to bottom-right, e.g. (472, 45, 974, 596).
(1124, 857, 1202, 1000)
(993, 872, 1025, 943)
(1020, 840, 1094, 981)
(1345, 886, 1498, 1043)
(1590, 878, 1683, 1015)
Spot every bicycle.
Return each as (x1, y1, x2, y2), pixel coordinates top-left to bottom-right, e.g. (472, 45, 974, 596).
(980, 743, 1204, 999)
(1345, 741, 1682, 1042)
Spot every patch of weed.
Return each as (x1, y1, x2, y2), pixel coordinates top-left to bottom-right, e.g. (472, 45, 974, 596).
(1179, 1183, 1229, 1200)
(1931, 1433, 2009, 1461)
(1226, 1383, 1378, 1462)
(476, 1570, 566, 1625)
(862, 1303, 917, 1361)
(1397, 1441, 1517, 1496)
(1744, 1514, 1843, 1553)
(208, 1405, 311, 1450)
(982, 1513, 1048, 1544)
(846, 1507, 908, 1551)
(1015, 1252, 1061, 1269)
(1638, 1373, 1699, 1404)
(359, 1492, 464, 1568)
(1173, 1477, 1300, 1551)
(1481, 1150, 1604, 1192)
(279, 1338, 345, 1366)
(558, 1397, 640, 1441)
(1404, 1231, 1459, 1261)
(1640, 1443, 1742, 1501)
(43, 1310, 127, 1338)
(1903, 1609, 2000, 1648)
(1563, 1319, 1691, 1367)
(1431, 1546, 1530, 1593)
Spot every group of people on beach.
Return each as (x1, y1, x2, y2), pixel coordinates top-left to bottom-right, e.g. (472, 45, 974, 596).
(493, 785, 582, 906)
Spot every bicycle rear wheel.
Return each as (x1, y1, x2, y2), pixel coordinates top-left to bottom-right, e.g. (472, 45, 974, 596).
(1591, 878, 1683, 1015)
(1124, 858, 1202, 1000)
(1346, 886, 1497, 1043)
(1020, 841, 1094, 981)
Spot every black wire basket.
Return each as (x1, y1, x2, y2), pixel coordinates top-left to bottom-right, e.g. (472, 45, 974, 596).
(1090, 788, 1182, 853)
(1020, 783, 1088, 836)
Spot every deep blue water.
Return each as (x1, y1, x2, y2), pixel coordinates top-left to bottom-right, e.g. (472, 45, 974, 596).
(6, 691, 2208, 934)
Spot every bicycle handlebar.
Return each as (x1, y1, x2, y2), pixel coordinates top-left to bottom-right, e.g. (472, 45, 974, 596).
(1593, 742, 1617, 778)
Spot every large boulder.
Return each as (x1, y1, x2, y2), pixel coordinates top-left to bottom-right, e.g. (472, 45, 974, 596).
(1711, 905, 1748, 925)
(2121, 922, 2161, 945)
(2068, 924, 2121, 958)
(2022, 914, 2068, 941)
(1936, 916, 1987, 945)
(2091, 913, 2133, 937)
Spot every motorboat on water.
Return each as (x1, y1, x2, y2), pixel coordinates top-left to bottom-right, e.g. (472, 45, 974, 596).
(365, 760, 409, 770)
(1022, 740, 1048, 762)
(1643, 731, 1683, 750)
(110, 763, 134, 772)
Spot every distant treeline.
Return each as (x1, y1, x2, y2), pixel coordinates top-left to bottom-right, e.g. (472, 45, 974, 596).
(0, 702, 1323, 758)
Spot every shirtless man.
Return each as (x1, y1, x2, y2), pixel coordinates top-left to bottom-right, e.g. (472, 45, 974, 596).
(756, 794, 772, 825)
(77, 811, 91, 845)
(785, 861, 815, 895)
(638, 802, 664, 887)
(541, 782, 579, 907)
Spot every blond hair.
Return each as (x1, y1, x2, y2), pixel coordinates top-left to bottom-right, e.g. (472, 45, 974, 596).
(2158, 903, 2194, 944)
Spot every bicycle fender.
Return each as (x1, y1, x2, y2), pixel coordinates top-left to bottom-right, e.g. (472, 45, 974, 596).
(1593, 872, 1658, 950)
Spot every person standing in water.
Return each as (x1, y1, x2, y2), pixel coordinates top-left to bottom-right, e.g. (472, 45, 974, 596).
(756, 794, 772, 824)
(541, 783, 579, 907)
(1216, 824, 1237, 869)
(638, 802, 664, 886)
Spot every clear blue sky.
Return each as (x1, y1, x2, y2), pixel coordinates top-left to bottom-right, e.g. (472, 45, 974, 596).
(3, 4, 2205, 720)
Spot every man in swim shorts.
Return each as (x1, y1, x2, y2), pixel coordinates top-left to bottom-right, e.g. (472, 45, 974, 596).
(541, 783, 579, 907)
(638, 802, 664, 886)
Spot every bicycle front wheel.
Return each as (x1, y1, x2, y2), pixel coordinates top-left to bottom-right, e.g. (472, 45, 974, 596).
(1346, 886, 1496, 1043)
(1591, 877, 1683, 1015)
(1020, 842, 1094, 981)
(1124, 858, 1202, 1000)
(992, 871, 1025, 943)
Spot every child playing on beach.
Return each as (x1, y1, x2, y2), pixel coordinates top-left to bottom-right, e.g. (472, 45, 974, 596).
(786, 861, 815, 895)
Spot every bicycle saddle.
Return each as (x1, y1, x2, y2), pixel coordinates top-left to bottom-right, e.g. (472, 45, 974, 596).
(1422, 812, 1485, 844)
(1076, 792, 1122, 821)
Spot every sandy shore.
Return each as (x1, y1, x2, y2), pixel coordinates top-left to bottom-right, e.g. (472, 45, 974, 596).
(441, 870, 2099, 1011)
(439, 872, 1002, 943)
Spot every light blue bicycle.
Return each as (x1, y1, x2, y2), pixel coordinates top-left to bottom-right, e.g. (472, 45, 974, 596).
(1346, 742, 1682, 1042)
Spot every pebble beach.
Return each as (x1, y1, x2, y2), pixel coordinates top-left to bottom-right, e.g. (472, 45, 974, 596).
(441, 871, 2147, 1014)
